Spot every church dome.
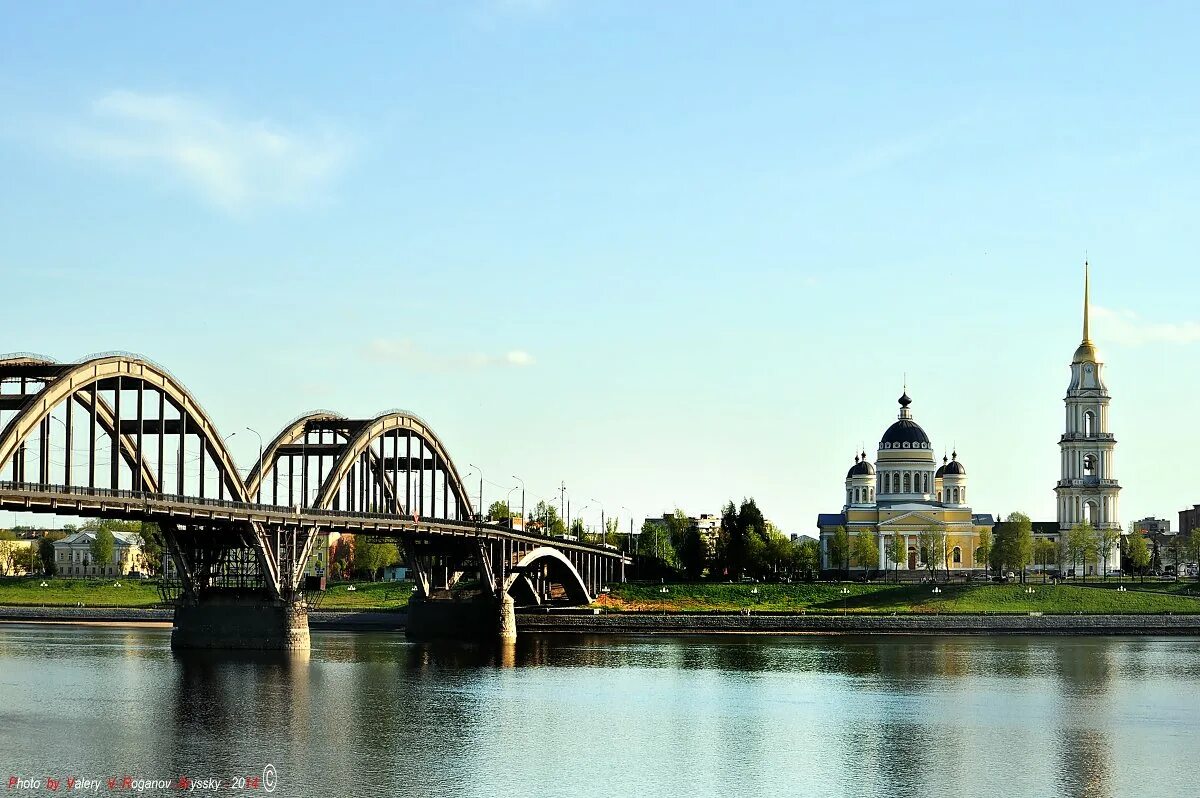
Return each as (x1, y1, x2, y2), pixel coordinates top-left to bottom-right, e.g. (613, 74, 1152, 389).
(846, 456, 875, 478)
(935, 455, 948, 477)
(881, 419, 930, 446)
(943, 451, 966, 475)
(1072, 339, 1099, 364)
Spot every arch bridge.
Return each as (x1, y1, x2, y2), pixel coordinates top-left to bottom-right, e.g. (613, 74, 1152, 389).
(0, 353, 627, 647)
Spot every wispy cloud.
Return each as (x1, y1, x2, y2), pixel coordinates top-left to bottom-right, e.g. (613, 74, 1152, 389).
(1093, 306, 1200, 346)
(58, 90, 349, 213)
(364, 338, 535, 372)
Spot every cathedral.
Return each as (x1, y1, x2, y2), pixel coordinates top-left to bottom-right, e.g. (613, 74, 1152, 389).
(816, 391, 993, 574)
(816, 264, 1122, 576)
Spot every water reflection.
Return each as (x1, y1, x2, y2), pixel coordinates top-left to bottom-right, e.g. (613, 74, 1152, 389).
(0, 626, 1197, 798)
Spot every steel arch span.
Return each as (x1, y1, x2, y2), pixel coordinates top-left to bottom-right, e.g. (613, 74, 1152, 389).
(0, 352, 629, 635)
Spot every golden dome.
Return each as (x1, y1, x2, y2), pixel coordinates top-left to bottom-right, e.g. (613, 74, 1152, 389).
(1073, 338, 1098, 364)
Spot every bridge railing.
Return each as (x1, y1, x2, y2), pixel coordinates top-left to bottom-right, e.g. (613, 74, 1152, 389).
(0, 480, 630, 558)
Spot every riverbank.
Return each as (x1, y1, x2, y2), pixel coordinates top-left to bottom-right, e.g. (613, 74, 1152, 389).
(6, 605, 1200, 636)
(598, 581, 1200, 614)
(0, 605, 405, 631)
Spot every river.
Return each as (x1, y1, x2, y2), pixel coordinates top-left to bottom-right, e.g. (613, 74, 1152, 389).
(0, 625, 1196, 797)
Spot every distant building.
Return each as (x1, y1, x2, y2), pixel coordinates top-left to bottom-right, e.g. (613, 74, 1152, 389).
(304, 531, 345, 578)
(53, 530, 144, 577)
(1130, 517, 1174, 571)
(644, 513, 722, 556)
(1179, 506, 1200, 537)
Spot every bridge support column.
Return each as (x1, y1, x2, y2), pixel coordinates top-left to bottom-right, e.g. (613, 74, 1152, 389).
(406, 594, 517, 642)
(497, 592, 517, 641)
(171, 592, 310, 651)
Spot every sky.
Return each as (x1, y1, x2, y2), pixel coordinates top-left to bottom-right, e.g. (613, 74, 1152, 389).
(2, 1, 1199, 534)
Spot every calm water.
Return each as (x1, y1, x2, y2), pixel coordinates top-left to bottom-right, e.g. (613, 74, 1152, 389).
(0, 625, 1197, 798)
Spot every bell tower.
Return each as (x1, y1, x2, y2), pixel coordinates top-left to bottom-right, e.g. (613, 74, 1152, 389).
(1055, 263, 1121, 569)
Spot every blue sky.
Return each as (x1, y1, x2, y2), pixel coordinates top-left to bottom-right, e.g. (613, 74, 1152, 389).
(2, 1, 1199, 533)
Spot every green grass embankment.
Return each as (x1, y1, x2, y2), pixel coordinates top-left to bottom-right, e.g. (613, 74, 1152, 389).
(0, 577, 164, 607)
(0, 577, 412, 611)
(598, 581, 1200, 615)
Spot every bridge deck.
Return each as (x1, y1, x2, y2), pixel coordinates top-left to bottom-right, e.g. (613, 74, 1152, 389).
(0, 481, 630, 562)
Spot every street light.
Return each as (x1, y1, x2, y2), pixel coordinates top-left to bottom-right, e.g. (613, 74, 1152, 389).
(468, 463, 483, 521)
(591, 497, 606, 547)
(505, 484, 519, 525)
(245, 427, 263, 504)
(512, 475, 525, 531)
(622, 505, 633, 555)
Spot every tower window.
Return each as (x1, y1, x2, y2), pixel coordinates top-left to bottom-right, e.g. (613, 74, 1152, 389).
(1084, 455, 1096, 476)
(952, 547, 962, 564)
(1084, 411, 1095, 436)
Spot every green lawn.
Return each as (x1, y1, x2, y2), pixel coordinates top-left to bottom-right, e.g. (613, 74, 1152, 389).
(0, 577, 165, 607)
(0, 577, 412, 611)
(316, 581, 412, 611)
(600, 581, 1200, 615)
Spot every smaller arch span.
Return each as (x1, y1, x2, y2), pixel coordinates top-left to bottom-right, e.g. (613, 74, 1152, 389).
(502, 546, 592, 605)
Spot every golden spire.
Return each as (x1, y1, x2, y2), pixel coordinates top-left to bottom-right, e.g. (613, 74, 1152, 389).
(1083, 259, 1091, 342)
(1072, 259, 1098, 364)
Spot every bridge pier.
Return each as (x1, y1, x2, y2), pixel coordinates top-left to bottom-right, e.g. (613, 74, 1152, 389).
(406, 594, 517, 642)
(171, 592, 310, 651)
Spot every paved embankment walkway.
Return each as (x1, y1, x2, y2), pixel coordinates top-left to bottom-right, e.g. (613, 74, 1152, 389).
(516, 612, 1200, 635)
(0, 606, 406, 631)
(4, 606, 1200, 635)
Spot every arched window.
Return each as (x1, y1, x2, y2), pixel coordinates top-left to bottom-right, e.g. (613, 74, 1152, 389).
(847, 489, 853, 504)
(892, 473, 900, 493)
(952, 487, 960, 503)
(922, 473, 930, 493)
(1084, 411, 1095, 436)
(938, 491, 943, 502)
(1083, 454, 1096, 476)
(952, 546, 962, 564)
(903, 473, 911, 492)
(961, 488, 966, 502)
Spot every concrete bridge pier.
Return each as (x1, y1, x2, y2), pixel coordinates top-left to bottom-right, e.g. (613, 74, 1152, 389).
(406, 593, 517, 642)
(171, 592, 310, 651)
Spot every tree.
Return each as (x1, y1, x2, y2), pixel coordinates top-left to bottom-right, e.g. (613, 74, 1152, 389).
(1066, 522, 1097, 582)
(486, 501, 511, 522)
(828, 526, 850, 577)
(794, 538, 820, 581)
(353, 537, 398, 581)
(39, 537, 58, 575)
(1033, 538, 1057, 583)
(851, 532, 878, 580)
(886, 534, 906, 582)
(1125, 531, 1150, 583)
(975, 526, 993, 577)
(678, 522, 707, 581)
(1094, 526, 1122, 580)
(1184, 529, 1200, 583)
(530, 500, 566, 537)
(999, 512, 1034, 583)
(330, 538, 354, 580)
(639, 519, 679, 571)
(90, 528, 115, 575)
(917, 526, 946, 581)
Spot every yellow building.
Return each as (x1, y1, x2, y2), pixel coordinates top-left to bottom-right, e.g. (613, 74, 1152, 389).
(817, 391, 994, 574)
(53, 530, 146, 577)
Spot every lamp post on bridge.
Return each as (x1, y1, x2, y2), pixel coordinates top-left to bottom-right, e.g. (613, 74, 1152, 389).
(468, 463, 483, 521)
(245, 427, 263, 504)
(512, 475, 525, 532)
(505, 485, 519, 526)
(591, 498, 606, 547)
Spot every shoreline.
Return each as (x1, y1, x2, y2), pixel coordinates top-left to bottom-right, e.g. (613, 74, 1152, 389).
(4, 605, 1200, 635)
